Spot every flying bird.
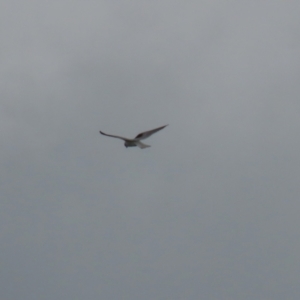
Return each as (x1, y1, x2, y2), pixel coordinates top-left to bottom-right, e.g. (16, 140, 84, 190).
(99, 125, 168, 149)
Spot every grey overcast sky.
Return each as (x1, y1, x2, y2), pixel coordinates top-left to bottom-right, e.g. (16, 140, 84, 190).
(1, 1, 300, 299)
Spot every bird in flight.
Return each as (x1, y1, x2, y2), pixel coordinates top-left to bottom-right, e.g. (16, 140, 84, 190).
(99, 125, 168, 149)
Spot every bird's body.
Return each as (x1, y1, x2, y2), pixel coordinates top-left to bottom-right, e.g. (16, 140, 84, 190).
(99, 125, 168, 149)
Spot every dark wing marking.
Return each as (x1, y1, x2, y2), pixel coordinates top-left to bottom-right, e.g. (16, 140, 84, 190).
(99, 131, 128, 141)
(134, 124, 168, 140)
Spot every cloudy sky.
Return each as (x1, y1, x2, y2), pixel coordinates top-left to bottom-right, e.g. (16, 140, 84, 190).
(1, 1, 300, 299)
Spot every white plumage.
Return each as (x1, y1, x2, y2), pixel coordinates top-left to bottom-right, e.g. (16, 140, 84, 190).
(99, 125, 168, 149)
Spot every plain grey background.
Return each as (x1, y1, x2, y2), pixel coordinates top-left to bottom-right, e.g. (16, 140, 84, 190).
(1, 1, 300, 299)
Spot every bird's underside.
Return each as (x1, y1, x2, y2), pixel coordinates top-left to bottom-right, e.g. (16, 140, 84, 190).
(99, 124, 168, 149)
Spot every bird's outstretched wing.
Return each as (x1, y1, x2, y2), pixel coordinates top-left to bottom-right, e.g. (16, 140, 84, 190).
(99, 131, 128, 141)
(134, 125, 168, 140)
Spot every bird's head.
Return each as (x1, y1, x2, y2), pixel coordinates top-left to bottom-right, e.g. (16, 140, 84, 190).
(124, 141, 136, 148)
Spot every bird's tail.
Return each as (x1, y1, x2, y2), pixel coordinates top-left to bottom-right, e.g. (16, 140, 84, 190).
(136, 141, 151, 149)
